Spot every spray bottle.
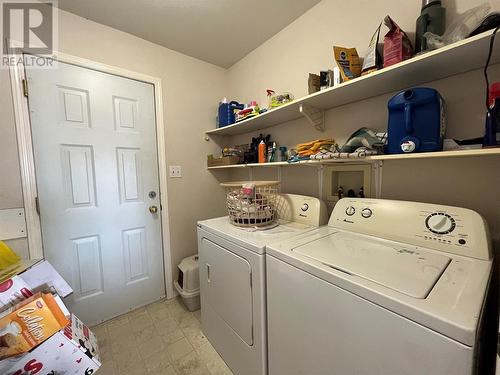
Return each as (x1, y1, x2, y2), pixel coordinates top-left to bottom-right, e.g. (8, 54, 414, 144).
(258, 140, 266, 163)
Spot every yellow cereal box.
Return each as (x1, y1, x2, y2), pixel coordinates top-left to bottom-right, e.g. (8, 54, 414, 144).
(0, 292, 69, 359)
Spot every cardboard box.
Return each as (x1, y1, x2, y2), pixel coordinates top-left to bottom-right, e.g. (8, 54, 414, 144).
(0, 293, 69, 360)
(0, 277, 33, 310)
(20, 261, 72, 298)
(0, 260, 72, 312)
(0, 314, 101, 375)
(207, 155, 240, 167)
(0, 260, 72, 301)
(2, 332, 100, 375)
(62, 314, 100, 364)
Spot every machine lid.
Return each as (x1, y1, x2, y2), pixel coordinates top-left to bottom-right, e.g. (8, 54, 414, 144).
(198, 216, 314, 254)
(292, 232, 451, 298)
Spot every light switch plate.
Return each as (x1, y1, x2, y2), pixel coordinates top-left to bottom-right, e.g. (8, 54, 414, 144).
(169, 165, 182, 178)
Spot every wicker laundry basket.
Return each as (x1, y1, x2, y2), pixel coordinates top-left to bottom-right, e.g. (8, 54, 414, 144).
(220, 181, 280, 227)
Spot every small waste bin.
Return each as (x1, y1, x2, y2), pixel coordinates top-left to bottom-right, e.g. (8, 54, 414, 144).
(174, 255, 200, 311)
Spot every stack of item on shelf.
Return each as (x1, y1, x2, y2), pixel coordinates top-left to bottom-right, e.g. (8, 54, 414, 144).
(235, 101, 261, 122)
(288, 129, 386, 163)
(207, 145, 247, 167)
(330, 128, 387, 159)
(307, 4, 500, 92)
(267, 89, 294, 109)
(295, 139, 336, 159)
(221, 181, 280, 228)
(0, 241, 101, 375)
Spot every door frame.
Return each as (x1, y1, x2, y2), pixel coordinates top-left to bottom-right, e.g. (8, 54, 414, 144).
(8, 51, 175, 299)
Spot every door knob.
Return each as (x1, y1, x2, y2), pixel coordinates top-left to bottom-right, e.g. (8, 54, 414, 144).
(149, 205, 158, 214)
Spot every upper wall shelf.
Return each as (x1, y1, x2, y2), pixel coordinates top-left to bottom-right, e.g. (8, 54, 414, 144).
(205, 30, 500, 137)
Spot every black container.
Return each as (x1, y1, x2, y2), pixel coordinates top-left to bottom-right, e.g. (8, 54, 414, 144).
(415, 0, 446, 54)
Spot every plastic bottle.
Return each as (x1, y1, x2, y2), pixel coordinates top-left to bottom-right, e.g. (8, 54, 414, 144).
(415, 0, 446, 54)
(258, 141, 266, 163)
(483, 82, 500, 148)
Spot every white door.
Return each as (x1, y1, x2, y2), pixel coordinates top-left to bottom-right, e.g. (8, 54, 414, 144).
(26, 60, 165, 325)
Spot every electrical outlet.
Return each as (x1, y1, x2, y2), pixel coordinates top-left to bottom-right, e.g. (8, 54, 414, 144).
(169, 165, 182, 178)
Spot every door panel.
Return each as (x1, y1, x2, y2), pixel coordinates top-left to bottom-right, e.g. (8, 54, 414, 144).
(200, 238, 253, 345)
(72, 235, 103, 300)
(26, 60, 165, 325)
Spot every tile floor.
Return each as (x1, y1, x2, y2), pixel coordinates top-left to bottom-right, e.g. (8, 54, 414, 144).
(92, 297, 233, 375)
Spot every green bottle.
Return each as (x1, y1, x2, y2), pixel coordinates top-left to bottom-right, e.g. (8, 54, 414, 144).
(415, 0, 446, 54)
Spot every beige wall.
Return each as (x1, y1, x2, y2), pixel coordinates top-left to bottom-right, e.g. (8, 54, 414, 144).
(0, 10, 229, 282)
(224, 0, 500, 244)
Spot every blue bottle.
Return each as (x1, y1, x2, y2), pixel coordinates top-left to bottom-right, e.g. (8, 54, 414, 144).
(218, 99, 244, 128)
(386, 88, 445, 154)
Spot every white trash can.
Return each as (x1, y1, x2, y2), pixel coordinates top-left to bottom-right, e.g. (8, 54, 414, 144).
(174, 255, 200, 311)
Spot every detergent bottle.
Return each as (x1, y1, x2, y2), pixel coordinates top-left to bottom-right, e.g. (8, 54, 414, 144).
(258, 141, 266, 163)
(218, 98, 244, 128)
(483, 82, 500, 147)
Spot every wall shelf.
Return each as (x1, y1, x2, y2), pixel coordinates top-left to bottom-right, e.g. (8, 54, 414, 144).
(206, 148, 500, 170)
(205, 30, 500, 137)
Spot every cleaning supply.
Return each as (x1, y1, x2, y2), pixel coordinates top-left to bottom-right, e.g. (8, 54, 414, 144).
(218, 98, 244, 128)
(415, 0, 446, 54)
(387, 88, 445, 154)
(236, 101, 260, 122)
(267, 89, 294, 109)
(279, 146, 287, 162)
(483, 82, 500, 147)
(258, 140, 266, 163)
(269, 142, 277, 162)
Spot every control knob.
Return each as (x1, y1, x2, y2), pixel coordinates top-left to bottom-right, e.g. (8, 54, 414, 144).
(345, 206, 356, 216)
(301, 203, 309, 212)
(425, 212, 456, 235)
(361, 208, 372, 218)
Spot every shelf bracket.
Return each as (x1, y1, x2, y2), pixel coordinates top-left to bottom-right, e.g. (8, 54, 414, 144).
(299, 104, 324, 131)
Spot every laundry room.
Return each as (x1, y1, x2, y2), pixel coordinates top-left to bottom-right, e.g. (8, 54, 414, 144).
(0, 0, 499, 374)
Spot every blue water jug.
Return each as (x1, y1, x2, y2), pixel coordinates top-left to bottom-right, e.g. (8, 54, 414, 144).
(218, 101, 244, 128)
(386, 88, 445, 154)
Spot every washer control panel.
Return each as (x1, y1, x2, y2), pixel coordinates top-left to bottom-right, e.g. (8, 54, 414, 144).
(330, 198, 491, 260)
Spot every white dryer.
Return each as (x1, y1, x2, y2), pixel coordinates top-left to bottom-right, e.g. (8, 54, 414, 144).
(197, 194, 327, 375)
(266, 198, 496, 375)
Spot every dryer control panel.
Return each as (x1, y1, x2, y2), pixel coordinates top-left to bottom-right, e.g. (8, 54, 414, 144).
(276, 194, 328, 226)
(329, 198, 491, 260)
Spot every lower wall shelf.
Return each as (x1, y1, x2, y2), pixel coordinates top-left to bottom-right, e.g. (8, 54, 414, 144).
(206, 148, 500, 170)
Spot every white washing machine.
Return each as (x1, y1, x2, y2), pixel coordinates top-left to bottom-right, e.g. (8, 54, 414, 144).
(266, 198, 496, 375)
(197, 194, 327, 375)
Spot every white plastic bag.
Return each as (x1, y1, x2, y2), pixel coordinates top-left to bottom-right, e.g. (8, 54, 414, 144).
(424, 4, 491, 49)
